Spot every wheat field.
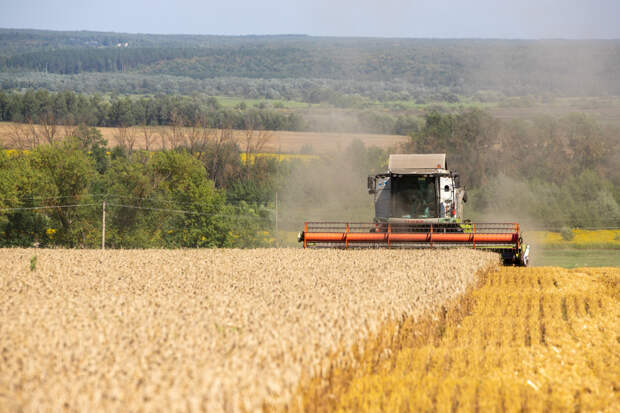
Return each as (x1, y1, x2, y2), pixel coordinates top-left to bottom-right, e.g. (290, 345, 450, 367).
(0, 122, 408, 154)
(0, 248, 497, 412)
(323, 266, 620, 412)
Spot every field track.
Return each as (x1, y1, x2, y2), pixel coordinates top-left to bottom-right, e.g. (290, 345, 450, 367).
(315, 266, 620, 412)
(0, 122, 408, 153)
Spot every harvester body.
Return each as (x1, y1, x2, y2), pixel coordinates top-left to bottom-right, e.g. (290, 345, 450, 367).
(299, 154, 530, 266)
(369, 154, 465, 224)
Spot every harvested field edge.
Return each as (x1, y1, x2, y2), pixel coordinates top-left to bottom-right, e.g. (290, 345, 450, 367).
(292, 267, 620, 412)
(284, 267, 495, 413)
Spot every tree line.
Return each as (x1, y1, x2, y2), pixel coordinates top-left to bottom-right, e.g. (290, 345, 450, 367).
(1, 47, 218, 74)
(0, 28, 305, 55)
(0, 126, 286, 248)
(0, 89, 422, 135)
(0, 71, 474, 104)
(0, 90, 303, 130)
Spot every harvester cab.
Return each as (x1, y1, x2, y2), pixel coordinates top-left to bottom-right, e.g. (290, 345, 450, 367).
(367, 154, 466, 224)
(298, 153, 530, 266)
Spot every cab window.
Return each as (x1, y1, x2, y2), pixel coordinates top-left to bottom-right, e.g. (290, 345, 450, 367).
(392, 176, 437, 218)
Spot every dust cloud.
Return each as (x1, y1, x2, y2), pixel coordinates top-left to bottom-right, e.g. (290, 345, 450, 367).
(463, 176, 545, 265)
(277, 140, 389, 233)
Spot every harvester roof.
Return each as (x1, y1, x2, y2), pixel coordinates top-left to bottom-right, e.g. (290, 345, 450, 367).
(388, 154, 447, 174)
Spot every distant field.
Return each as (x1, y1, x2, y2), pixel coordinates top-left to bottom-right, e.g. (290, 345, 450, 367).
(533, 249, 620, 268)
(529, 229, 620, 249)
(215, 96, 314, 109)
(489, 97, 620, 127)
(0, 122, 408, 153)
(527, 229, 620, 267)
(371, 96, 620, 127)
(214, 96, 620, 127)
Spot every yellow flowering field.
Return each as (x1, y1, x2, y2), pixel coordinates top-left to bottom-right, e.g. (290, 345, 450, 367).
(529, 229, 620, 248)
(2, 148, 32, 157)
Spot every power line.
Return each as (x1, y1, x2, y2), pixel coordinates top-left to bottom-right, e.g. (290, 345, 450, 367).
(106, 202, 209, 216)
(106, 194, 272, 208)
(0, 203, 100, 212)
(0, 201, 273, 219)
(9, 194, 107, 202)
(9, 193, 274, 208)
(106, 203, 270, 219)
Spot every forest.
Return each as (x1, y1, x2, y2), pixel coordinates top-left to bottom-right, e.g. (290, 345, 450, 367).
(1, 29, 619, 100)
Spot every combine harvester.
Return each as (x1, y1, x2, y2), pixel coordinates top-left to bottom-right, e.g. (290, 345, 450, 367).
(298, 154, 530, 266)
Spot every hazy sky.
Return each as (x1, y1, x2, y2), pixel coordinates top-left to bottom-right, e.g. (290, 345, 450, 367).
(1, 0, 619, 38)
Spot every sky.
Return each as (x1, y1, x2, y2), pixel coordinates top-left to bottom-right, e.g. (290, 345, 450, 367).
(1, 0, 619, 38)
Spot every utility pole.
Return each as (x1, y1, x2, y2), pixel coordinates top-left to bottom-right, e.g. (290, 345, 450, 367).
(101, 200, 106, 250)
(275, 191, 278, 247)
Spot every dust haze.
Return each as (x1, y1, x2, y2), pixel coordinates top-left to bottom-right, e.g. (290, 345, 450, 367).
(278, 140, 390, 233)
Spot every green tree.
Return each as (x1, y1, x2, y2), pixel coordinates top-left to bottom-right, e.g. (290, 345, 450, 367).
(103, 150, 234, 248)
(150, 151, 231, 247)
(29, 140, 98, 246)
(0, 143, 98, 247)
(0, 151, 52, 246)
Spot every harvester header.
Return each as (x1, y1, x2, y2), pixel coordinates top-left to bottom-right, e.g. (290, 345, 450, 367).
(299, 154, 530, 266)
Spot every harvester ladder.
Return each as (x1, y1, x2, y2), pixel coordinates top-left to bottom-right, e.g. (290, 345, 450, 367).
(430, 224, 433, 248)
(473, 223, 476, 249)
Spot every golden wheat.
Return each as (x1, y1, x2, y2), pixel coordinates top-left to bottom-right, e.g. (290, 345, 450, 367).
(0, 122, 407, 154)
(0, 248, 497, 412)
(326, 266, 620, 412)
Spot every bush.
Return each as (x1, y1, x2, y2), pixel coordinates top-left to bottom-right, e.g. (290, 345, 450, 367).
(560, 226, 575, 241)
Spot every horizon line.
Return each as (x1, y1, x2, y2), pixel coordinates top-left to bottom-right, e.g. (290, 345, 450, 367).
(1, 27, 619, 41)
